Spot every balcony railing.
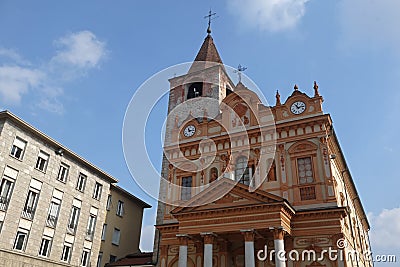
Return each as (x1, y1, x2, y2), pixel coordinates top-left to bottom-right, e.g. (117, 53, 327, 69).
(300, 186, 316, 201)
(46, 215, 58, 228)
(0, 196, 10, 211)
(21, 207, 35, 220)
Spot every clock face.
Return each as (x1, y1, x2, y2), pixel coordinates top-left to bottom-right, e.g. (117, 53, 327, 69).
(290, 101, 306, 115)
(183, 125, 196, 137)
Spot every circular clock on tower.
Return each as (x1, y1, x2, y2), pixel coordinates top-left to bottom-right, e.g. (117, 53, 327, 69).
(183, 125, 196, 137)
(290, 101, 306, 114)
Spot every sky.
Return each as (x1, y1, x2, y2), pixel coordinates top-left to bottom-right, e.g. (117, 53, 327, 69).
(0, 0, 399, 264)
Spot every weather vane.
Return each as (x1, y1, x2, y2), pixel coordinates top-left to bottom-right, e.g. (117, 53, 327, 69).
(233, 64, 247, 83)
(204, 9, 218, 34)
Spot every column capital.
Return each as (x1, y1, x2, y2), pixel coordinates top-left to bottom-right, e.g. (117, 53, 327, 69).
(269, 227, 285, 240)
(176, 234, 190, 246)
(201, 232, 216, 244)
(240, 229, 255, 242)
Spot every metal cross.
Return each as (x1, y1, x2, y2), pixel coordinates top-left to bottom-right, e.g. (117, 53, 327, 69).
(233, 64, 247, 83)
(204, 9, 218, 34)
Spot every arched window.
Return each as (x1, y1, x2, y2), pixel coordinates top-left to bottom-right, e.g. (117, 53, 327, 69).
(235, 157, 250, 185)
(187, 82, 203, 99)
(209, 167, 218, 183)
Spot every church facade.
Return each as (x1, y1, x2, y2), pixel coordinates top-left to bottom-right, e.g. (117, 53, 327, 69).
(153, 30, 372, 267)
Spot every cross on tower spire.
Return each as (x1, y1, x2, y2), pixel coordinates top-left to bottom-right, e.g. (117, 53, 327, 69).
(204, 9, 218, 35)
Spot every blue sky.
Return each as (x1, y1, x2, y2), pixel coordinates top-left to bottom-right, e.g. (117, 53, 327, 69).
(0, 0, 399, 263)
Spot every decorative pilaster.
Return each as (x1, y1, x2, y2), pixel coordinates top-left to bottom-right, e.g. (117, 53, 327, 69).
(194, 241, 203, 267)
(160, 245, 168, 267)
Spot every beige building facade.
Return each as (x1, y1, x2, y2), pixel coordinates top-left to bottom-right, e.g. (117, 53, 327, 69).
(0, 111, 149, 267)
(99, 184, 151, 267)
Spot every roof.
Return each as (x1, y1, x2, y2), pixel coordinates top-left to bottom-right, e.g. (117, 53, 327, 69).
(111, 184, 151, 208)
(0, 110, 118, 183)
(105, 252, 153, 266)
(194, 34, 223, 64)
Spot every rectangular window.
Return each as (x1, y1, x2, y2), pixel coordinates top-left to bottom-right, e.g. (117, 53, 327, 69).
(93, 182, 102, 200)
(67, 206, 80, 234)
(13, 230, 28, 251)
(86, 214, 96, 241)
(57, 163, 69, 183)
(76, 173, 87, 192)
(35, 150, 49, 172)
(297, 157, 314, 184)
(0, 166, 18, 211)
(96, 252, 103, 267)
(106, 194, 112, 210)
(22, 189, 39, 220)
(109, 255, 117, 263)
(10, 137, 27, 160)
(46, 198, 61, 228)
(61, 243, 72, 262)
(80, 249, 91, 267)
(101, 224, 107, 241)
(116, 200, 124, 216)
(38, 237, 52, 257)
(112, 228, 120, 246)
(181, 176, 192, 200)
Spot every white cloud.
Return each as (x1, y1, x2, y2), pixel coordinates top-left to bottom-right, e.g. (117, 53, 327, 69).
(338, 0, 400, 54)
(227, 0, 310, 32)
(0, 48, 31, 65)
(0, 66, 44, 104)
(0, 30, 108, 113)
(52, 31, 108, 69)
(369, 208, 400, 255)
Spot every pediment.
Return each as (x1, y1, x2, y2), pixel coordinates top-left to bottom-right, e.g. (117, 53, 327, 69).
(171, 178, 286, 214)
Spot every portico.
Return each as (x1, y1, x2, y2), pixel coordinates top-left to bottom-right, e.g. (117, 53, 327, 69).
(157, 179, 293, 267)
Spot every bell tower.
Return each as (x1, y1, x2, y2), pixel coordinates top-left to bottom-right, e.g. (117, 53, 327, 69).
(153, 27, 235, 261)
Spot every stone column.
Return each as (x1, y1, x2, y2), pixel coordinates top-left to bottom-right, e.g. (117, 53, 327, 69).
(272, 228, 286, 267)
(202, 233, 215, 267)
(177, 234, 189, 267)
(241, 230, 256, 267)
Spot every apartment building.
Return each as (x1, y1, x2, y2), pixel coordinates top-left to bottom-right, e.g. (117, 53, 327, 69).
(0, 110, 149, 267)
(99, 185, 151, 267)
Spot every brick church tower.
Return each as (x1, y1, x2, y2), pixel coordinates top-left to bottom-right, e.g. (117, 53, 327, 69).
(153, 28, 372, 267)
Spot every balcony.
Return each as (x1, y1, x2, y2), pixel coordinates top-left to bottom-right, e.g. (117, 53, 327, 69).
(0, 196, 10, 211)
(21, 207, 35, 220)
(46, 215, 58, 228)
